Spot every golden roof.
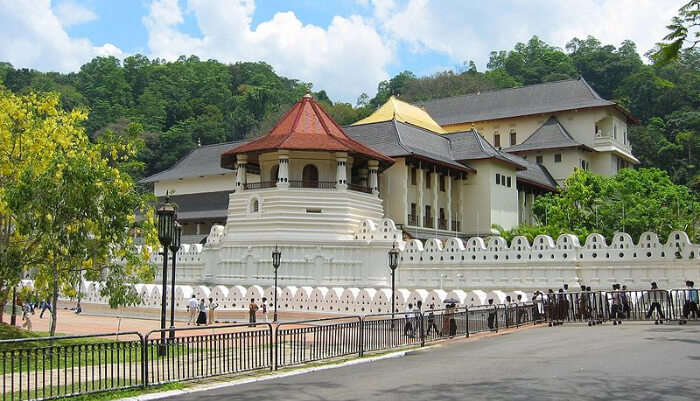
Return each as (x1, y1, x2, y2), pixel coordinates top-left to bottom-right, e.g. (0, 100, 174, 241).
(352, 96, 447, 133)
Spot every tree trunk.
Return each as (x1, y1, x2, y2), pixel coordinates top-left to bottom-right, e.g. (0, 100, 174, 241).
(49, 270, 59, 336)
(0, 302, 4, 324)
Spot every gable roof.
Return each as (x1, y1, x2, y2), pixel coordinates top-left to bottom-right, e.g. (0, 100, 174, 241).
(140, 140, 250, 183)
(221, 94, 393, 168)
(352, 96, 447, 133)
(419, 77, 629, 126)
(344, 120, 472, 172)
(442, 129, 526, 170)
(505, 116, 593, 153)
(505, 154, 558, 191)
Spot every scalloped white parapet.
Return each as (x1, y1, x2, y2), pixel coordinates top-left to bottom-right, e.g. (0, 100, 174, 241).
(353, 218, 402, 243)
(399, 231, 699, 265)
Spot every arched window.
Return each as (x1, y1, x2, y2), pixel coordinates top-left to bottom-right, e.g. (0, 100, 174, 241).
(302, 164, 318, 188)
(249, 198, 259, 213)
(270, 164, 279, 182)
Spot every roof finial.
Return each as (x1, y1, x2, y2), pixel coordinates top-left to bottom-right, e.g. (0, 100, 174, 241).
(303, 85, 312, 99)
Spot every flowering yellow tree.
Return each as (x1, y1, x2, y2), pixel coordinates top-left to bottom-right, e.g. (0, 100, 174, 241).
(0, 89, 157, 334)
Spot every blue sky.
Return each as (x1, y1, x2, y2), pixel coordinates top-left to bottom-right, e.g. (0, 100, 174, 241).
(0, 0, 686, 102)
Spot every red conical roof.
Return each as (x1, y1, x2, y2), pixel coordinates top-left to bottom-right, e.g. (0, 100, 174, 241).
(221, 94, 393, 168)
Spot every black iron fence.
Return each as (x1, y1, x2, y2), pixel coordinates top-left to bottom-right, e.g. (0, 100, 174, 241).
(3, 292, 696, 400)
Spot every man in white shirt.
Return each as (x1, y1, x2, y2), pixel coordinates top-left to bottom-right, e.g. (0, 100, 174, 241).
(187, 295, 199, 325)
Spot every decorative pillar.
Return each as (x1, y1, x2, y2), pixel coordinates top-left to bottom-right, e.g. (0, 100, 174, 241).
(417, 163, 424, 227)
(336, 152, 348, 191)
(446, 171, 452, 232)
(432, 169, 439, 230)
(368, 160, 379, 196)
(277, 150, 289, 189)
(235, 154, 248, 191)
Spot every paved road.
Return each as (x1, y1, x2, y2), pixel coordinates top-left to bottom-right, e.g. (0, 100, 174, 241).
(163, 323, 700, 401)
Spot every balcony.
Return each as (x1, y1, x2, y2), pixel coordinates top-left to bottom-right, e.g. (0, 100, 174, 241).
(407, 214, 418, 226)
(244, 181, 276, 190)
(423, 216, 434, 228)
(438, 219, 448, 230)
(347, 183, 372, 194)
(289, 180, 337, 189)
(451, 220, 461, 232)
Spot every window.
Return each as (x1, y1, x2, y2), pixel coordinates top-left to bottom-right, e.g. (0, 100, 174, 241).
(595, 124, 601, 137)
(536, 155, 543, 164)
(507, 176, 511, 187)
(613, 124, 617, 139)
(494, 134, 501, 148)
(249, 198, 260, 213)
(554, 153, 562, 163)
(496, 173, 501, 185)
(426, 172, 431, 189)
(580, 159, 590, 170)
(624, 128, 628, 144)
(510, 131, 517, 146)
(439, 175, 445, 192)
(271, 164, 279, 182)
(425, 205, 431, 218)
(410, 168, 417, 185)
(410, 203, 416, 216)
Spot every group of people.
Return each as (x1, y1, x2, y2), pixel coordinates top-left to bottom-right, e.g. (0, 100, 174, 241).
(9, 297, 55, 331)
(403, 300, 459, 338)
(186, 295, 219, 326)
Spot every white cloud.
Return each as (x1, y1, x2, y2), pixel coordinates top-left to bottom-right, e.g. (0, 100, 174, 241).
(55, 0, 97, 27)
(376, 0, 686, 69)
(0, 0, 122, 72)
(143, 0, 394, 102)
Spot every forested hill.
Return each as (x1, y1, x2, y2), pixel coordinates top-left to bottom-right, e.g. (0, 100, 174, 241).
(0, 36, 697, 190)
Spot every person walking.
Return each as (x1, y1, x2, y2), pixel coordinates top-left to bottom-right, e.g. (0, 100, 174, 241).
(646, 282, 666, 324)
(261, 297, 269, 322)
(446, 303, 457, 337)
(681, 281, 699, 324)
(487, 299, 496, 330)
(609, 284, 623, 325)
(21, 301, 32, 331)
(425, 304, 439, 336)
(621, 285, 631, 319)
(248, 299, 259, 327)
(196, 299, 208, 326)
(413, 301, 422, 338)
(187, 295, 199, 325)
(39, 299, 51, 319)
(403, 303, 414, 337)
(533, 291, 544, 322)
(208, 297, 218, 325)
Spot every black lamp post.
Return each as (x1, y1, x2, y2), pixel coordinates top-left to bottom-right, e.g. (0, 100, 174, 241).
(169, 222, 182, 339)
(156, 194, 176, 355)
(272, 246, 281, 322)
(388, 243, 400, 323)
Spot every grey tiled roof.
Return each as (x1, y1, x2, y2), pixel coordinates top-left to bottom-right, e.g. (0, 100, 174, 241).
(343, 120, 472, 172)
(140, 140, 250, 183)
(156, 191, 230, 220)
(505, 154, 558, 191)
(505, 116, 590, 153)
(442, 130, 525, 169)
(419, 77, 614, 126)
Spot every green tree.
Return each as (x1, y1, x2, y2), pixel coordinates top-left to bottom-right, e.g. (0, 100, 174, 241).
(652, 0, 700, 64)
(1, 90, 157, 335)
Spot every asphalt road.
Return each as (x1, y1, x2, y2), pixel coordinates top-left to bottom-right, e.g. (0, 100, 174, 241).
(162, 323, 700, 401)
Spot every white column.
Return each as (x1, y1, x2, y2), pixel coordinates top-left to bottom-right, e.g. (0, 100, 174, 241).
(432, 169, 439, 230)
(277, 150, 289, 189)
(518, 190, 525, 224)
(417, 164, 424, 227)
(447, 172, 452, 232)
(529, 192, 536, 224)
(402, 164, 409, 226)
(235, 154, 248, 191)
(368, 160, 379, 196)
(459, 175, 465, 233)
(336, 152, 348, 191)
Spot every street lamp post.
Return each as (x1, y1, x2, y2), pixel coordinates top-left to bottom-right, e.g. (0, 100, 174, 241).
(169, 222, 182, 340)
(388, 243, 399, 323)
(156, 194, 176, 356)
(272, 246, 281, 322)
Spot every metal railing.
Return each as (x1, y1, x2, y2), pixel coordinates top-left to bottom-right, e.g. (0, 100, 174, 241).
(288, 180, 337, 189)
(407, 214, 418, 226)
(243, 181, 276, 190)
(423, 216, 434, 228)
(0, 332, 143, 401)
(142, 323, 273, 386)
(275, 316, 361, 369)
(451, 220, 460, 232)
(438, 219, 448, 230)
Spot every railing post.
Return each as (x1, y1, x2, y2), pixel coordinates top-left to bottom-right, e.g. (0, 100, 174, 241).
(465, 306, 470, 338)
(142, 333, 149, 388)
(269, 323, 274, 371)
(359, 317, 364, 357)
(495, 306, 499, 333)
(420, 312, 425, 347)
(274, 323, 279, 371)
